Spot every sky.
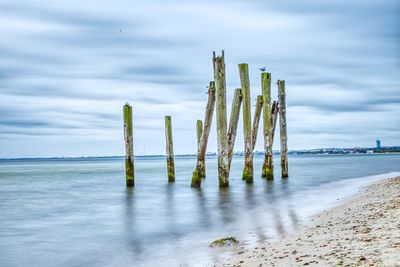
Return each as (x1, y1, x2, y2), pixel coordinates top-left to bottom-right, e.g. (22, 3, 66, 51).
(0, 0, 399, 158)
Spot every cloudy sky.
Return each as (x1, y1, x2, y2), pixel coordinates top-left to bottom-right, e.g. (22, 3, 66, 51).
(0, 0, 399, 158)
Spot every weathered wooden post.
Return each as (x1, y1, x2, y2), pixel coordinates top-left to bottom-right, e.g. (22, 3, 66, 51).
(261, 72, 273, 179)
(123, 103, 135, 187)
(251, 95, 263, 151)
(165, 115, 175, 182)
(215, 51, 229, 187)
(191, 82, 216, 187)
(271, 100, 279, 143)
(278, 80, 289, 178)
(239, 63, 253, 183)
(196, 120, 203, 150)
(227, 88, 242, 172)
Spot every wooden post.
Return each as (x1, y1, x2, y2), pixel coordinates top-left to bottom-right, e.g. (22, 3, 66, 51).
(214, 51, 229, 187)
(196, 120, 203, 150)
(123, 103, 134, 187)
(238, 63, 253, 183)
(261, 72, 273, 179)
(271, 101, 279, 143)
(191, 82, 216, 187)
(278, 80, 288, 178)
(227, 88, 242, 172)
(165, 115, 175, 182)
(251, 95, 263, 151)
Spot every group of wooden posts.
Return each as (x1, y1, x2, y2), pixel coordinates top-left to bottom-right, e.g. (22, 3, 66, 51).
(123, 51, 288, 188)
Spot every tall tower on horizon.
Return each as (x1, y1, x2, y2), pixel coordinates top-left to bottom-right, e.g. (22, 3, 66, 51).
(376, 139, 381, 149)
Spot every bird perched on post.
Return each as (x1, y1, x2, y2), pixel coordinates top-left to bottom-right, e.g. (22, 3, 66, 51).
(259, 67, 266, 72)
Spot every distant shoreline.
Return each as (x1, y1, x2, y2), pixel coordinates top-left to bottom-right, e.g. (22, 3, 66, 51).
(1, 151, 400, 161)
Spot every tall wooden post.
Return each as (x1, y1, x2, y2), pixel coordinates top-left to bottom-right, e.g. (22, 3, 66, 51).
(278, 80, 288, 178)
(191, 82, 216, 187)
(261, 72, 273, 179)
(271, 100, 279, 143)
(251, 95, 263, 151)
(123, 103, 134, 187)
(214, 51, 229, 187)
(239, 63, 253, 183)
(196, 120, 203, 150)
(165, 115, 175, 182)
(227, 88, 242, 172)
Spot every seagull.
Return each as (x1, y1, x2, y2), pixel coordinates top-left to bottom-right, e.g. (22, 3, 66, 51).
(259, 67, 266, 72)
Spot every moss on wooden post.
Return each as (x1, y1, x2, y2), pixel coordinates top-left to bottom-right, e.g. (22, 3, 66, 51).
(227, 88, 242, 172)
(251, 95, 263, 151)
(191, 82, 216, 187)
(261, 72, 273, 179)
(165, 115, 175, 182)
(278, 80, 289, 178)
(123, 103, 135, 187)
(238, 63, 253, 183)
(196, 120, 203, 150)
(214, 51, 229, 187)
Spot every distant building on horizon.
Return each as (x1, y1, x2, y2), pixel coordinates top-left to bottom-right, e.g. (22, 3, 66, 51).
(376, 139, 381, 149)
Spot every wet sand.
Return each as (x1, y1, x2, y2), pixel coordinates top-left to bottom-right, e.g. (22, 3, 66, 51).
(216, 177, 400, 267)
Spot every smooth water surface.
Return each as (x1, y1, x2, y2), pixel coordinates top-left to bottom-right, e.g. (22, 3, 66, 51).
(0, 154, 399, 266)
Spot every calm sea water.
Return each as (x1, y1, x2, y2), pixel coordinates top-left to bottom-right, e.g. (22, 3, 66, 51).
(0, 154, 399, 266)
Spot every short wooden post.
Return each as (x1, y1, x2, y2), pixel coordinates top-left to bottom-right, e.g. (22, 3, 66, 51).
(215, 51, 229, 187)
(261, 72, 273, 179)
(123, 103, 134, 187)
(251, 95, 263, 151)
(271, 101, 279, 143)
(239, 63, 253, 183)
(196, 120, 203, 150)
(165, 115, 175, 182)
(278, 80, 288, 178)
(227, 88, 242, 172)
(191, 82, 216, 187)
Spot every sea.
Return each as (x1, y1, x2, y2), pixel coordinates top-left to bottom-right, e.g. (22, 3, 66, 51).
(0, 154, 399, 266)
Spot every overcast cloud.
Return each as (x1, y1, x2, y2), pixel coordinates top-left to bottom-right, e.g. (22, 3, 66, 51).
(0, 0, 399, 157)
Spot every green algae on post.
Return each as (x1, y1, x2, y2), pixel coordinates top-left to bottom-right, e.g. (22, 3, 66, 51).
(191, 81, 216, 187)
(264, 100, 279, 180)
(227, 88, 242, 172)
(214, 51, 229, 187)
(261, 72, 273, 179)
(278, 80, 289, 178)
(164, 115, 175, 182)
(238, 63, 253, 183)
(123, 103, 135, 187)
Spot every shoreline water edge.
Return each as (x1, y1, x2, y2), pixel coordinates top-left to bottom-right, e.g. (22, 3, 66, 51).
(211, 176, 400, 267)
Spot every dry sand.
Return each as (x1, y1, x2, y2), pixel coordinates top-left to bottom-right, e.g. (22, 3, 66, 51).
(215, 177, 400, 267)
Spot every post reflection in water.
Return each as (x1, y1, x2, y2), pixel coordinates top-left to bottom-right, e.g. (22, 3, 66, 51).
(165, 184, 178, 238)
(245, 184, 267, 243)
(217, 188, 233, 226)
(262, 179, 285, 238)
(123, 187, 143, 257)
(245, 183, 256, 208)
(194, 189, 212, 229)
(281, 178, 300, 231)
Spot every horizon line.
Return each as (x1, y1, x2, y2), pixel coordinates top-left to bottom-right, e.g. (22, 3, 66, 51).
(1, 145, 398, 160)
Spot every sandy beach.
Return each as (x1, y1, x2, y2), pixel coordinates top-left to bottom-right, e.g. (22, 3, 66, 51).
(215, 176, 400, 267)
